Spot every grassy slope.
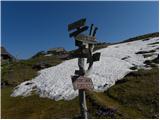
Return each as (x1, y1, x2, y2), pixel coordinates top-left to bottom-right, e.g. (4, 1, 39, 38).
(2, 67, 158, 118)
(87, 67, 159, 119)
(1, 87, 80, 119)
(121, 32, 159, 43)
(2, 55, 62, 86)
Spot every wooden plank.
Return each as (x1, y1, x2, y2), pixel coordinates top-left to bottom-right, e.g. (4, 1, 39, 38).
(87, 52, 101, 63)
(76, 34, 96, 41)
(89, 24, 94, 35)
(93, 52, 101, 62)
(69, 26, 89, 38)
(75, 34, 97, 44)
(68, 18, 86, 31)
(92, 27, 98, 36)
(75, 70, 84, 75)
(71, 76, 94, 90)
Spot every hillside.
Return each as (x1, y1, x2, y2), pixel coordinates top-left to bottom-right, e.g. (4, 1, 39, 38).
(121, 32, 159, 43)
(1, 33, 159, 118)
(11, 37, 159, 100)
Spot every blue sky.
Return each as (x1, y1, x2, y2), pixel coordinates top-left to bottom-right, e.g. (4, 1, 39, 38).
(1, 1, 158, 59)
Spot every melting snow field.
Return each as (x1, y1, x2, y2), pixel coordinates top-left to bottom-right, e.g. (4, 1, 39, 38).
(11, 37, 159, 100)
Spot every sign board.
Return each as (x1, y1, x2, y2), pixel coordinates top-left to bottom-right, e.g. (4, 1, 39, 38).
(93, 52, 101, 61)
(71, 76, 94, 90)
(68, 18, 86, 31)
(69, 26, 89, 38)
(87, 52, 101, 63)
(75, 34, 97, 44)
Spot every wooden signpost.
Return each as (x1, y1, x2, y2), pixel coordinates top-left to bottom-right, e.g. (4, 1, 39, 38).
(68, 18, 101, 119)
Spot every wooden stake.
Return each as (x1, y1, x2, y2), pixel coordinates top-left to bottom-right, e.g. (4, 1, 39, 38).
(79, 89, 88, 119)
(78, 47, 88, 119)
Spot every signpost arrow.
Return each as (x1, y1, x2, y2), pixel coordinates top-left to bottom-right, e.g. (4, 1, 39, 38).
(75, 34, 97, 44)
(87, 52, 101, 63)
(68, 18, 86, 31)
(69, 26, 89, 38)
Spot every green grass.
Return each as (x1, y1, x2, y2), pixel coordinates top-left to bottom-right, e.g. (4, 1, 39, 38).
(1, 87, 80, 119)
(2, 55, 62, 86)
(106, 67, 159, 118)
(86, 67, 158, 119)
(121, 32, 158, 43)
(2, 61, 37, 86)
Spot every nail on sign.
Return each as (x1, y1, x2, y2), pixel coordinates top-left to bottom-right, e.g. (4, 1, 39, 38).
(72, 76, 94, 90)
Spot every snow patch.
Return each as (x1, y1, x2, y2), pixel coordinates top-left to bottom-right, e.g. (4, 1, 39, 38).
(11, 37, 159, 100)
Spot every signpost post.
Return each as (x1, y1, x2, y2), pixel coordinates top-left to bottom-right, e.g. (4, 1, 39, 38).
(68, 18, 101, 119)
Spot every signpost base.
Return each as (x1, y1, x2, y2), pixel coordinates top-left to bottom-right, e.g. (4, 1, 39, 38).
(79, 89, 88, 119)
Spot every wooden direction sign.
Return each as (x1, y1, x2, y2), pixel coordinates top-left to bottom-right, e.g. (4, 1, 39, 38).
(87, 52, 101, 63)
(69, 26, 89, 38)
(92, 52, 101, 62)
(68, 18, 86, 31)
(71, 76, 94, 90)
(75, 34, 97, 44)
